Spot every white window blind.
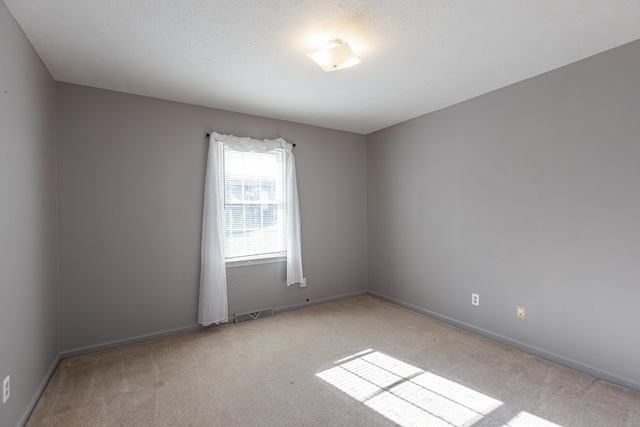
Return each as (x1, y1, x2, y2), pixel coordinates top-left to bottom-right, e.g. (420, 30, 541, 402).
(218, 143, 287, 261)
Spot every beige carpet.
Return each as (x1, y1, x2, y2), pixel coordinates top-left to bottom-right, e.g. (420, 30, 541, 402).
(27, 296, 640, 426)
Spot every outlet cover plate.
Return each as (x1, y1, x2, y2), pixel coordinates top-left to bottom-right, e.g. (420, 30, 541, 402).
(471, 293, 479, 306)
(516, 305, 526, 320)
(3, 376, 9, 404)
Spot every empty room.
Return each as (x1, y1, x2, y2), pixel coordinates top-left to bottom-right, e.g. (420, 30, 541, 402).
(2, 1, 640, 426)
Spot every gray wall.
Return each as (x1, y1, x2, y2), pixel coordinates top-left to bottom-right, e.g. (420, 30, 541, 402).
(0, 2, 59, 427)
(367, 40, 640, 391)
(56, 83, 368, 354)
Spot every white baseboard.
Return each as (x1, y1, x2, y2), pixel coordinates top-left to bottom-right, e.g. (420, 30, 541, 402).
(18, 353, 60, 427)
(274, 290, 369, 314)
(60, 324, 202, 359)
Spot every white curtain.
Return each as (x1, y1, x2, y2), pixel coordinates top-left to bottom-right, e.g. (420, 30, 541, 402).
(198, 137, 228, 326)
(286, 151, 304, 285)
(198, 133, 304, 325)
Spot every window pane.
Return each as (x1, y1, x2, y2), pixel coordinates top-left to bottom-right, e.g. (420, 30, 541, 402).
(229, 179, 243, 202)
(261, 179, 276, 202)
(229, 205, 244, 231)
(244, 178, 260, 201)
(263, 204, 276, 227)
(245, 204, 260, 229)
(219, 144, 287, 260)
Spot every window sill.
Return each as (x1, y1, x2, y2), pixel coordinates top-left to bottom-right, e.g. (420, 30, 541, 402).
(225, 256, 286, 268)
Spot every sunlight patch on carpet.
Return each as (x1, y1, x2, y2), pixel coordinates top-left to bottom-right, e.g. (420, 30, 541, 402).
(503, 411, 563, 427)
(316, 349, 503, 427)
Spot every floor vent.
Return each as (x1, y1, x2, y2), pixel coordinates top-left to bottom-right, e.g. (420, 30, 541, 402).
(234, 307, 274, 324)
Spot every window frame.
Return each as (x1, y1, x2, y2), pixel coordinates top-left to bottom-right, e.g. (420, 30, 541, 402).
(217, 142, 289, 264)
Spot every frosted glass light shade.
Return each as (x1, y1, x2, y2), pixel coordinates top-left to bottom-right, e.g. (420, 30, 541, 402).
(307, 40, 361, 72)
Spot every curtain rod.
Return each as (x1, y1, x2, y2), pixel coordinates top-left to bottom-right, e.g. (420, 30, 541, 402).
(206, 133, 295, 147)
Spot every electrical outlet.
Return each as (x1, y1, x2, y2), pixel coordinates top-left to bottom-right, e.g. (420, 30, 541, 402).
(3, 376, 9, 404)
(471, 293, 479, 306)
(516, 305, 526, 320)
(299, 277, 307, 288)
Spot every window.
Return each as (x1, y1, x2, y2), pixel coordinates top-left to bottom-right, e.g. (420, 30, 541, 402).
(199, 132, 303, 326)
(218, 143, 287, 261)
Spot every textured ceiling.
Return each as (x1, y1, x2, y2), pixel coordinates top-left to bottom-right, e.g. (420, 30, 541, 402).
(5, 0, 640, 134)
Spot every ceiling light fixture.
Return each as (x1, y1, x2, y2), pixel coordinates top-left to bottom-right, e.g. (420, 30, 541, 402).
(306, 39, 362, 72)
